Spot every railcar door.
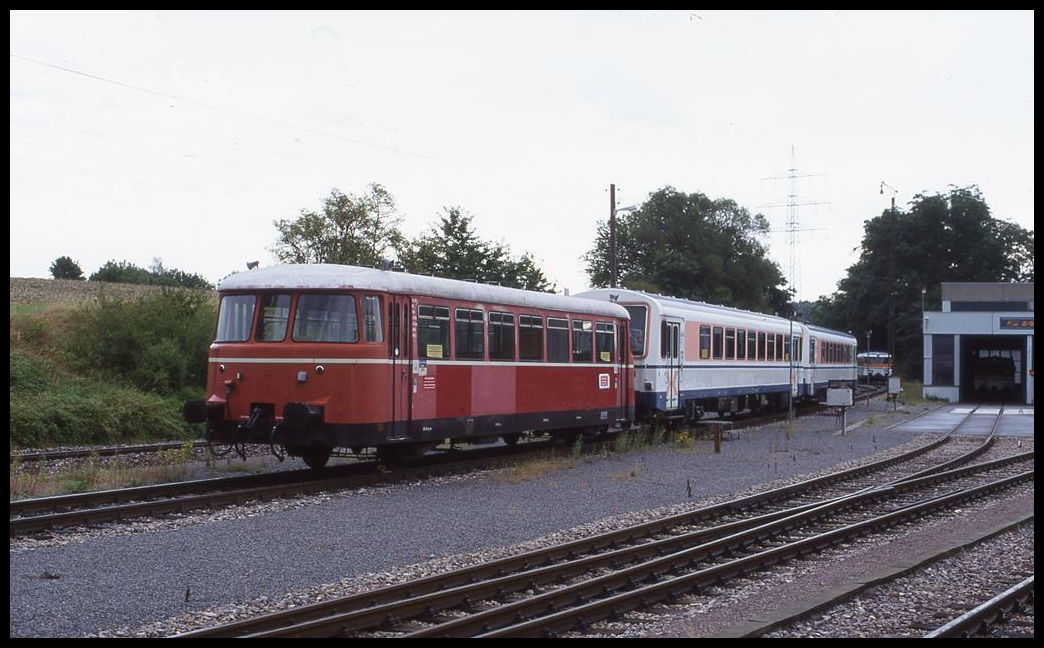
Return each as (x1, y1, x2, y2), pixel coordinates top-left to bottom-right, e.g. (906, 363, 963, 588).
(663, 319, 681, 410)
(389, 295, 412, 437)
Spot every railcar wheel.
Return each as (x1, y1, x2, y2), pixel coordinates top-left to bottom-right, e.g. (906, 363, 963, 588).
(300, 446, 333, 470)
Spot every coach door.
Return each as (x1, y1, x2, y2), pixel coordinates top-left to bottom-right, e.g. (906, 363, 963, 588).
(389, 295, 412, 437)
(663, 319, 681, 410)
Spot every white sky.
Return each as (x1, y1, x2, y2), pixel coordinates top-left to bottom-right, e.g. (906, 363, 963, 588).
(9, 10, 1035, 302)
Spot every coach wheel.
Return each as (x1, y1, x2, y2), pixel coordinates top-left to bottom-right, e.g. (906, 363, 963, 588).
(300, 446, 333, 470)
(501, 433, 521, 447)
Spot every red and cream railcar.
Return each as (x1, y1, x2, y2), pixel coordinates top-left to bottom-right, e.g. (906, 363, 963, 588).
(183, 264, 634, 467)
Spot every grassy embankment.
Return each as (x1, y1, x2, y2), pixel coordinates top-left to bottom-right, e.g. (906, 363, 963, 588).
(10, 278, 216, 451)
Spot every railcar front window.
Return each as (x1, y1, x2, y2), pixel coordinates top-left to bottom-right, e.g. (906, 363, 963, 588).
(362, 295, 383, 343)
(256, 293, 291, 341)
(216, 294, 257, 342)
(623, 305, 647, 357)
(292, 294, 359, 343)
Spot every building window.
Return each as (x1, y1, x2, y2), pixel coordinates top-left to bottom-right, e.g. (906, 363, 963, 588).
(932, 334, 955, 386)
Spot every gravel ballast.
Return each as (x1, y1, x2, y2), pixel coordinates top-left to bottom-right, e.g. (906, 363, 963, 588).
(7, 398, 1027, 637)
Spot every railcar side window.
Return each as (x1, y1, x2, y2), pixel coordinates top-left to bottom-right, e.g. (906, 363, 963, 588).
(216, 294, 257, 342)
(361, 296, 383, 343)
(712, 326, 724, 360)
(595, 322, 614, 363)
(724, 328, 735, 360)
(747, 330, 757, 361)
(779, 334, 788, 361)
(489, 312, 516, 361)
(810, 338, 817, 363)
(622, 305, 647, 357)
(519, 315, 543, 361)
(766, 332, 775, 361)
(699, 325, 710, 360)
(573, 320, 593, 363)
(293, 294, 359, 343)
(737, 329, 747, 360)
(255, 293, 290, 342)
(757, 332, 766, 361)
(417, 305, 450, 358)
(455, 308, 484, 359)
(547, 317, 569, 362)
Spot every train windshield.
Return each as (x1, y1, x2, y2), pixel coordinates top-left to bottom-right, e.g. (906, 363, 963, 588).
(216, 294, 256, 342)
(623, 305, 647, 356)
(292, 294, 359, 343)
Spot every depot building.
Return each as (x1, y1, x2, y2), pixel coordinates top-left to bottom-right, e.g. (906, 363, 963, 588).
(922, 282, 1034, 405)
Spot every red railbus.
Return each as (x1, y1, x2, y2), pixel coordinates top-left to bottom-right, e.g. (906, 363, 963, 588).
(184, 264, 634, 467)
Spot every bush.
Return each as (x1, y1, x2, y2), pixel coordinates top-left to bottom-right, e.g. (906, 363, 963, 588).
(10, 348, 198, 448)
(50, 256, 85, 280)
(66, 288, 216, 395)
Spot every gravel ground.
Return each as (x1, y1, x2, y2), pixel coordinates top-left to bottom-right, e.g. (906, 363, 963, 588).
(5, 397, 1007, 637)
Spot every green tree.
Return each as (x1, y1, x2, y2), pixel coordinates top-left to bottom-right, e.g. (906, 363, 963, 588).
(49, 256, 85, 280)
(272, 184, 405, 267)
(814, 185, 1033, 378)
(399, 207, 552, 291)
(584, 186, 791, 313)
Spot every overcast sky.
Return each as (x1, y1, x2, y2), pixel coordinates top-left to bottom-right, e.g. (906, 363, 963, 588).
(9, 10, 1034, 302)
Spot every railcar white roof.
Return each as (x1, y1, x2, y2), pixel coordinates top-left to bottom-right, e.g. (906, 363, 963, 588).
(219, 264, 630, 319)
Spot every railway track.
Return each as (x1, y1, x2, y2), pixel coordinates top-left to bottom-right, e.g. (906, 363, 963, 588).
(927, 575, 1035, 638)
(173, 410, 1031, 638)
(10, 440, 211, 463)
(9, 390, 899, 537)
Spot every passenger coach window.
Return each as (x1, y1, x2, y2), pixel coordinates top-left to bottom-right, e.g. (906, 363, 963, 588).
(216, 294, 256, 342)
(725, 329, 735, 360)
(256, 294, 290, 341)
(519, 315, 543, 361)
(623, 305, 647, 357)
(362, 296, 383, 343)
(293, 294, 359, 343)
(547, 318, 569, 362)
(489, 312, 515, 361)
(737, 329, 747, 360)
(573, 320, 593, 362)
(712, 326, 724, 360)
(766, 333, 775, 361)
(418, 305, 450, 358)
(595, 322, 614, 363)
(455, 308, 484, 359)
(747, 330, 758, 360)
(699, 325, 711, 359)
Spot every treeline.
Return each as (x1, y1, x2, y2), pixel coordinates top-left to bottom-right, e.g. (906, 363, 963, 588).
(272, 184, 552, 292)
(49, 256, 213, 290)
